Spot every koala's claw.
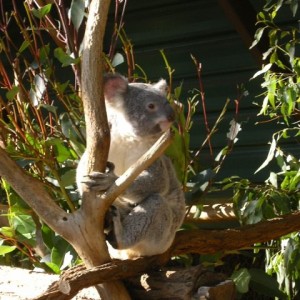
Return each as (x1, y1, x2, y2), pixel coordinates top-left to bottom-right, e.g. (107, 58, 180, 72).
(106, 161, 115, 173)
(81, 162, 118, 191)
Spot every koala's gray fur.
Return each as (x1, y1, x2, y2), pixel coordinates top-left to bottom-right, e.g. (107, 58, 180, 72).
(76, 73, 185, 259)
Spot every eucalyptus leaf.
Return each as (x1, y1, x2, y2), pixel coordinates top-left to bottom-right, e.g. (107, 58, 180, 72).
(0, 245, 17, 256)
(6, 86, 19, 101)
(18, 40, 31, 54)
(112, 52, 125, 67)
(249, 268, 287, 299)
(54, 48, 80, 67)
(32, 4, 52, 19)
(70, 0, 85, 31)
(252, 63, 272, 79)
(231, 268, 251, 294)
(255, 136, 277, 173)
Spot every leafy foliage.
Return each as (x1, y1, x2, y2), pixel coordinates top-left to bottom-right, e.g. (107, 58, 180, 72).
(0, 0, 241, 273)
(228, 0, 300, 298)
(0, 0, 86, 271)
(0, 1, 299, 299)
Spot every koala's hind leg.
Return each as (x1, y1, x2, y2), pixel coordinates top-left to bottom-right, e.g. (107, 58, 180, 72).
(112, 194, 173, 252)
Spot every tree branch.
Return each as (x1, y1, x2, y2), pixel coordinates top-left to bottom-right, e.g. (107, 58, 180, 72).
(172, 210, 300, 255)
(100, 129, 174, 209)
(0, 1, 173, 299)
(37, 210, 300, 299)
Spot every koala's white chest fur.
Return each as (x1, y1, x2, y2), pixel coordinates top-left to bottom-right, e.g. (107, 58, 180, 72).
(107, 107, 153, 176)
(109, 134, 151, 176)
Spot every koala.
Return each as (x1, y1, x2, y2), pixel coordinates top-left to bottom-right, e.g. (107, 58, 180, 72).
(76, 73, 185, 259)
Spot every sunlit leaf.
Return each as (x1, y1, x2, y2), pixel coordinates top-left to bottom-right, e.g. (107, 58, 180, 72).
(12, 214, 36, 241)
(255, 137, 277, 173)
(46, 138, 72, 162)
(226, 119, 242, 142)
(32, 4, 52, 19)
(268, 172, 278, 188)
(252, 63, 272, 79)
(0, 245, 17, 256)
(29, 74, 47, 106)
(70, 0, 85, 31)
(290, 0, 298, 17)
(0, 227, 14, 238)
(60, 251, 73, 270)
(250, 27, 266, 49)
(112, 52, 124, 67)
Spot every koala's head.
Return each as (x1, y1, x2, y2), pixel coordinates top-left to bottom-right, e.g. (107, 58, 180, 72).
(104, 73, 174, 139)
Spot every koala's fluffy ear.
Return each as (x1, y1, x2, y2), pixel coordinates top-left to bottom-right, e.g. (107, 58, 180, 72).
(104, 73, 128, 104)
(152, 79, 168, 96)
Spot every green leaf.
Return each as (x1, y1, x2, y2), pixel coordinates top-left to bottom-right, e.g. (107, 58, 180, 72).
(44, 261, 61, 274)
(242, 199, 264, 224)
(41, 224, 54, 250)
(249, 268, 287, 299)
(250, 27, 266, 49)
(231, 268, 251, 294)
(32, 4, 52, 19)
(0, 227, 14, 238)
(51, 239, 74, 271)
(18, 40, 31, 54)
(267, 76, 277, 109)
(40, 104, 58, 114)
(51, 246, 64, 269)
(290, 0, 298, 17)
(70, 0, 85, 31)
(46, 138, 71, 162)
(6, 86, 19, 101)
(39, 44, 50, 65)
(55, 81, 70, 94)
(12, 214, 36, 242)
(54, 48, 80, 67)
(0, 245, 17, 256)
(59, 167, 76, 187)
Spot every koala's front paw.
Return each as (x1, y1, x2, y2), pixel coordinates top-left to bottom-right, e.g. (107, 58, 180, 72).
(81, 162, 118, 192)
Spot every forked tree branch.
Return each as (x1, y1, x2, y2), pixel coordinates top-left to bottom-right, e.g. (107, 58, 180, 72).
(0, 128, 173, 300)
(0, 0, 174, 299)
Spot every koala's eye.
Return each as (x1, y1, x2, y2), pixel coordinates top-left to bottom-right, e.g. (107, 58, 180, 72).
(147, 103, 156, 111)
